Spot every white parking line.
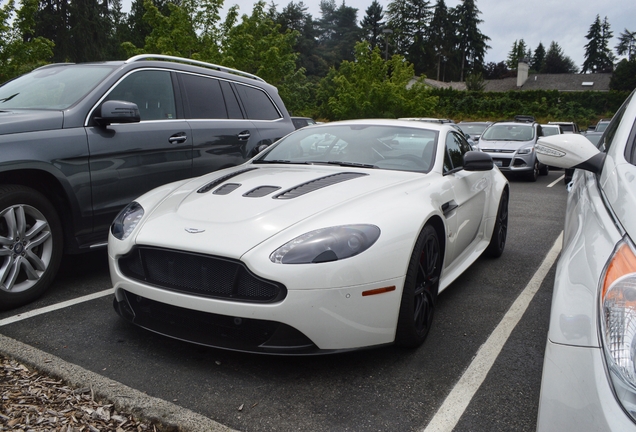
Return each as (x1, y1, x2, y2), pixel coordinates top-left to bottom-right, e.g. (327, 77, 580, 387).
(547, 175, 565, 188)
(0, 289, 114, 327)
(421, 232, 563, 432)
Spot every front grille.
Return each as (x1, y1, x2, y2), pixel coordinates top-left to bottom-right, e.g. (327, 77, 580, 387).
(119, 247, 286, 302)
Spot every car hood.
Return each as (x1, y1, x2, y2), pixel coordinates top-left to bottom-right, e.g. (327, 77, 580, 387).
(134, 165, 420, 258)
(0, 109, 64, 135)
(478, 140, 532, 151)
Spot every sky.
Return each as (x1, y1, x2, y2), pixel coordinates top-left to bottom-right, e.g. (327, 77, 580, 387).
(213, 0, 635, 72)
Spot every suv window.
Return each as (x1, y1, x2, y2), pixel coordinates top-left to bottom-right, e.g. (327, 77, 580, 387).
(106, 70, 176, 121)
(180, 73, 227, 119)
(235, 84, 281, 120)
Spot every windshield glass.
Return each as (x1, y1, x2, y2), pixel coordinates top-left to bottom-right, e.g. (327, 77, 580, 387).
(255, 124, 439, 173)
(596, 121, 609, 132)
(481, 124, 535, 141)
(541, 126, 560, 136)
(0, 65, 116, 109)
(458, 123, 489, 135)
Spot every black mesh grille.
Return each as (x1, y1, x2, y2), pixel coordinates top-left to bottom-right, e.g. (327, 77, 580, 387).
(119, 247, 286, 302)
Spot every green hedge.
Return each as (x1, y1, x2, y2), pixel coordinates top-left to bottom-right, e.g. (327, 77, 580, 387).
(429, 89, 630, 127)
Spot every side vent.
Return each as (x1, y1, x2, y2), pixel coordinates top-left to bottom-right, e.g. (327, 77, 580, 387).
(243, 186, 281, 198)
(274, 172, 368, 200)
(198, 167, 258, 193)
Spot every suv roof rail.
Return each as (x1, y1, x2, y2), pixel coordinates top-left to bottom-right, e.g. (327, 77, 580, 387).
(514, 115, 535, 123)
(125, 54, 266, 82)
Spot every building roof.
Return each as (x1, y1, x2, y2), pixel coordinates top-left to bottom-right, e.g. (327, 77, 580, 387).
(484, 73, 611, 92)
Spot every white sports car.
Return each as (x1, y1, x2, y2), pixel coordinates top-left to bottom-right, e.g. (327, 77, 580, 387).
(109, 119, 509, 354)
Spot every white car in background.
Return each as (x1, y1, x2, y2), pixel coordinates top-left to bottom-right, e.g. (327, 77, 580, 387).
(535, 89, 636, 430)
(108, 119, 509, 355)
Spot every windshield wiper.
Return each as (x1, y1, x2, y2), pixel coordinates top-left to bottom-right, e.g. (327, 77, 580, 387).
(326, 161, 377, 168)
(0, 93, 19, 103)
(253, 159, 311, 165)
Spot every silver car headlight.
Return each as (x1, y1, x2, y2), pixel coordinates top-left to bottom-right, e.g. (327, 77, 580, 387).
(600, 239, 636, 420)
(517, 146, 534, 155)
(270, 225, 380, 264)
(111, 202, 144, 241)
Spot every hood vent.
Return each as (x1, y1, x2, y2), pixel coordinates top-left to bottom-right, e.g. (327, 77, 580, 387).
(213, 183, 241, 195)
(243, 186, 281, 197)
(198, 167, 258, 193)
(274, 172, 368, 200)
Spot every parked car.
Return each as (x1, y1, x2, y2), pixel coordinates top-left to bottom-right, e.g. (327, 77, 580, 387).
(457, 121, 492, 142)
(540, 124, 562, 137)
(399, 118, 475, 147)
(0, 54, 295, 310)
(109, 119, 509, 354)
(476, 117, 549, 181)
(291, 116, 317, 129)
(547, 121, 580, 134)
(589, 118, 611, 133)
(535, 89, 636, 431)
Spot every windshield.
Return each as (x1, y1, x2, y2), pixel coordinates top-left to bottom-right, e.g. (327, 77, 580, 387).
(255, 124, 439, 173)
(0, 65, 116, 109)
(458, 123, 489, 135)
(481, 124, 535, 141)
(541, 126, 560, 136)
(596, 121, 609, 132)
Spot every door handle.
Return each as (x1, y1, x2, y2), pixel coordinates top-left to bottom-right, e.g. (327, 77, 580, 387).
(237, 130, 251, 141)
(169, 132, 187, 144)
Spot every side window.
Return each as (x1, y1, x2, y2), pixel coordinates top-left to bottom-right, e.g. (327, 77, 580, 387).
(180, 74, 228, 119)
(444, 132, 469, 173)
(234, 84, 281, 120)
(106, 70, 176, 121)
(220, 81, 243, 119)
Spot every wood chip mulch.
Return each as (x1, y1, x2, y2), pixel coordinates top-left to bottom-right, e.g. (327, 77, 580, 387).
(0, 354, 159, 431)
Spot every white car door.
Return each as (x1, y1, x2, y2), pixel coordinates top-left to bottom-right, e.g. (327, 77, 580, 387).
(442, 131, 489, 265)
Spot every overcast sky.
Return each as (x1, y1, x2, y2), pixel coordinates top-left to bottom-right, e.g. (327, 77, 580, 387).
(214, 0, 635, 71)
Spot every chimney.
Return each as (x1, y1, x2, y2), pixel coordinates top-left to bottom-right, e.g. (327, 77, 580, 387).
(517, 58, 529, 87)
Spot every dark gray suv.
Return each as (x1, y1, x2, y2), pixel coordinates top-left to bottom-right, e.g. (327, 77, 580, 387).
(0, 54, 295, 309)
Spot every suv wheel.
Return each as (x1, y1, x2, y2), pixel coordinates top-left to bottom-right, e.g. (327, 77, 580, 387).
(0, 185, 63, 310)
(527, 160, 539, 182)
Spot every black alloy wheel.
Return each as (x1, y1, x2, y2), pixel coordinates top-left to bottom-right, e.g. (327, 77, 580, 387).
(485, 188, 509, 258)
(395, 225, 441, 348)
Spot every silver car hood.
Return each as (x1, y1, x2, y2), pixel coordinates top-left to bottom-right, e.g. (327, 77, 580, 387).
(478, 140, 532, 151)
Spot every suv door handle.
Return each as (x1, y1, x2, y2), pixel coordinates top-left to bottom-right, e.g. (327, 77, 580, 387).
(237, 130, 251, 141)
(168, 132, 187, 144)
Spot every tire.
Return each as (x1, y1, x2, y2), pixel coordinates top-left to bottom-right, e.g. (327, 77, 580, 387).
(526, 159, 539, 182)
(0, 185, 63, 310)
(485, 189, 509, 258)
(539, 163, 549, 176)
(395, 225, 441, 348)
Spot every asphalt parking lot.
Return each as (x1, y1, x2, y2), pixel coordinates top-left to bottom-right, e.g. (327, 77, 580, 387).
(0, 170, 568, 431)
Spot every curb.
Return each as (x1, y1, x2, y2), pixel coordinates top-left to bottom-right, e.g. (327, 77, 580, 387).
(0, 333, 236, 432)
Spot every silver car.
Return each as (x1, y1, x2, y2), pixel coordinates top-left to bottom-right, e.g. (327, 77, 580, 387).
(477, 119, 548, 181)
(535, 88, 636, 431)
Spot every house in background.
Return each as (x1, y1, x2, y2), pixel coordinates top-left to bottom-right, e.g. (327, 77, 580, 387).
(418, 60, 612, 92)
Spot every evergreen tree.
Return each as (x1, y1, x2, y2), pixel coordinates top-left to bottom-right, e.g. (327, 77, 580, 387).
(276, 2, 326, 78)
(316, 0, 361, 67)
(386, 0, 433, 75)
(427, 0, 453, 81)
(610, 58, 636, 91)
(483, 61, 510, 79)
(361, 0, 384, 50)
(531, 42, 545, 72)
(69, 0, 112, 61)
(34, 0, 71, 62)
(615, 28, 636, 61)
(451, 0, 490, 81)
(506, 39, 528, 69)
(582, 15, 614, 73)
(543, 41, 578, 74)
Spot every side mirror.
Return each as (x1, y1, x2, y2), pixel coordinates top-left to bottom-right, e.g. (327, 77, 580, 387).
(463, 150, 494, 171)
(536, 134, 605, 174)
(95, 100, 140, 126)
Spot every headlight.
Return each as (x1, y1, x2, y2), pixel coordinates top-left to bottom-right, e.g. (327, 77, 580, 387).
(270, 224, 380, 264)
(517, 146, 534, 155)
(111, 202, 144, 241)
(600, 240, 636, 420)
